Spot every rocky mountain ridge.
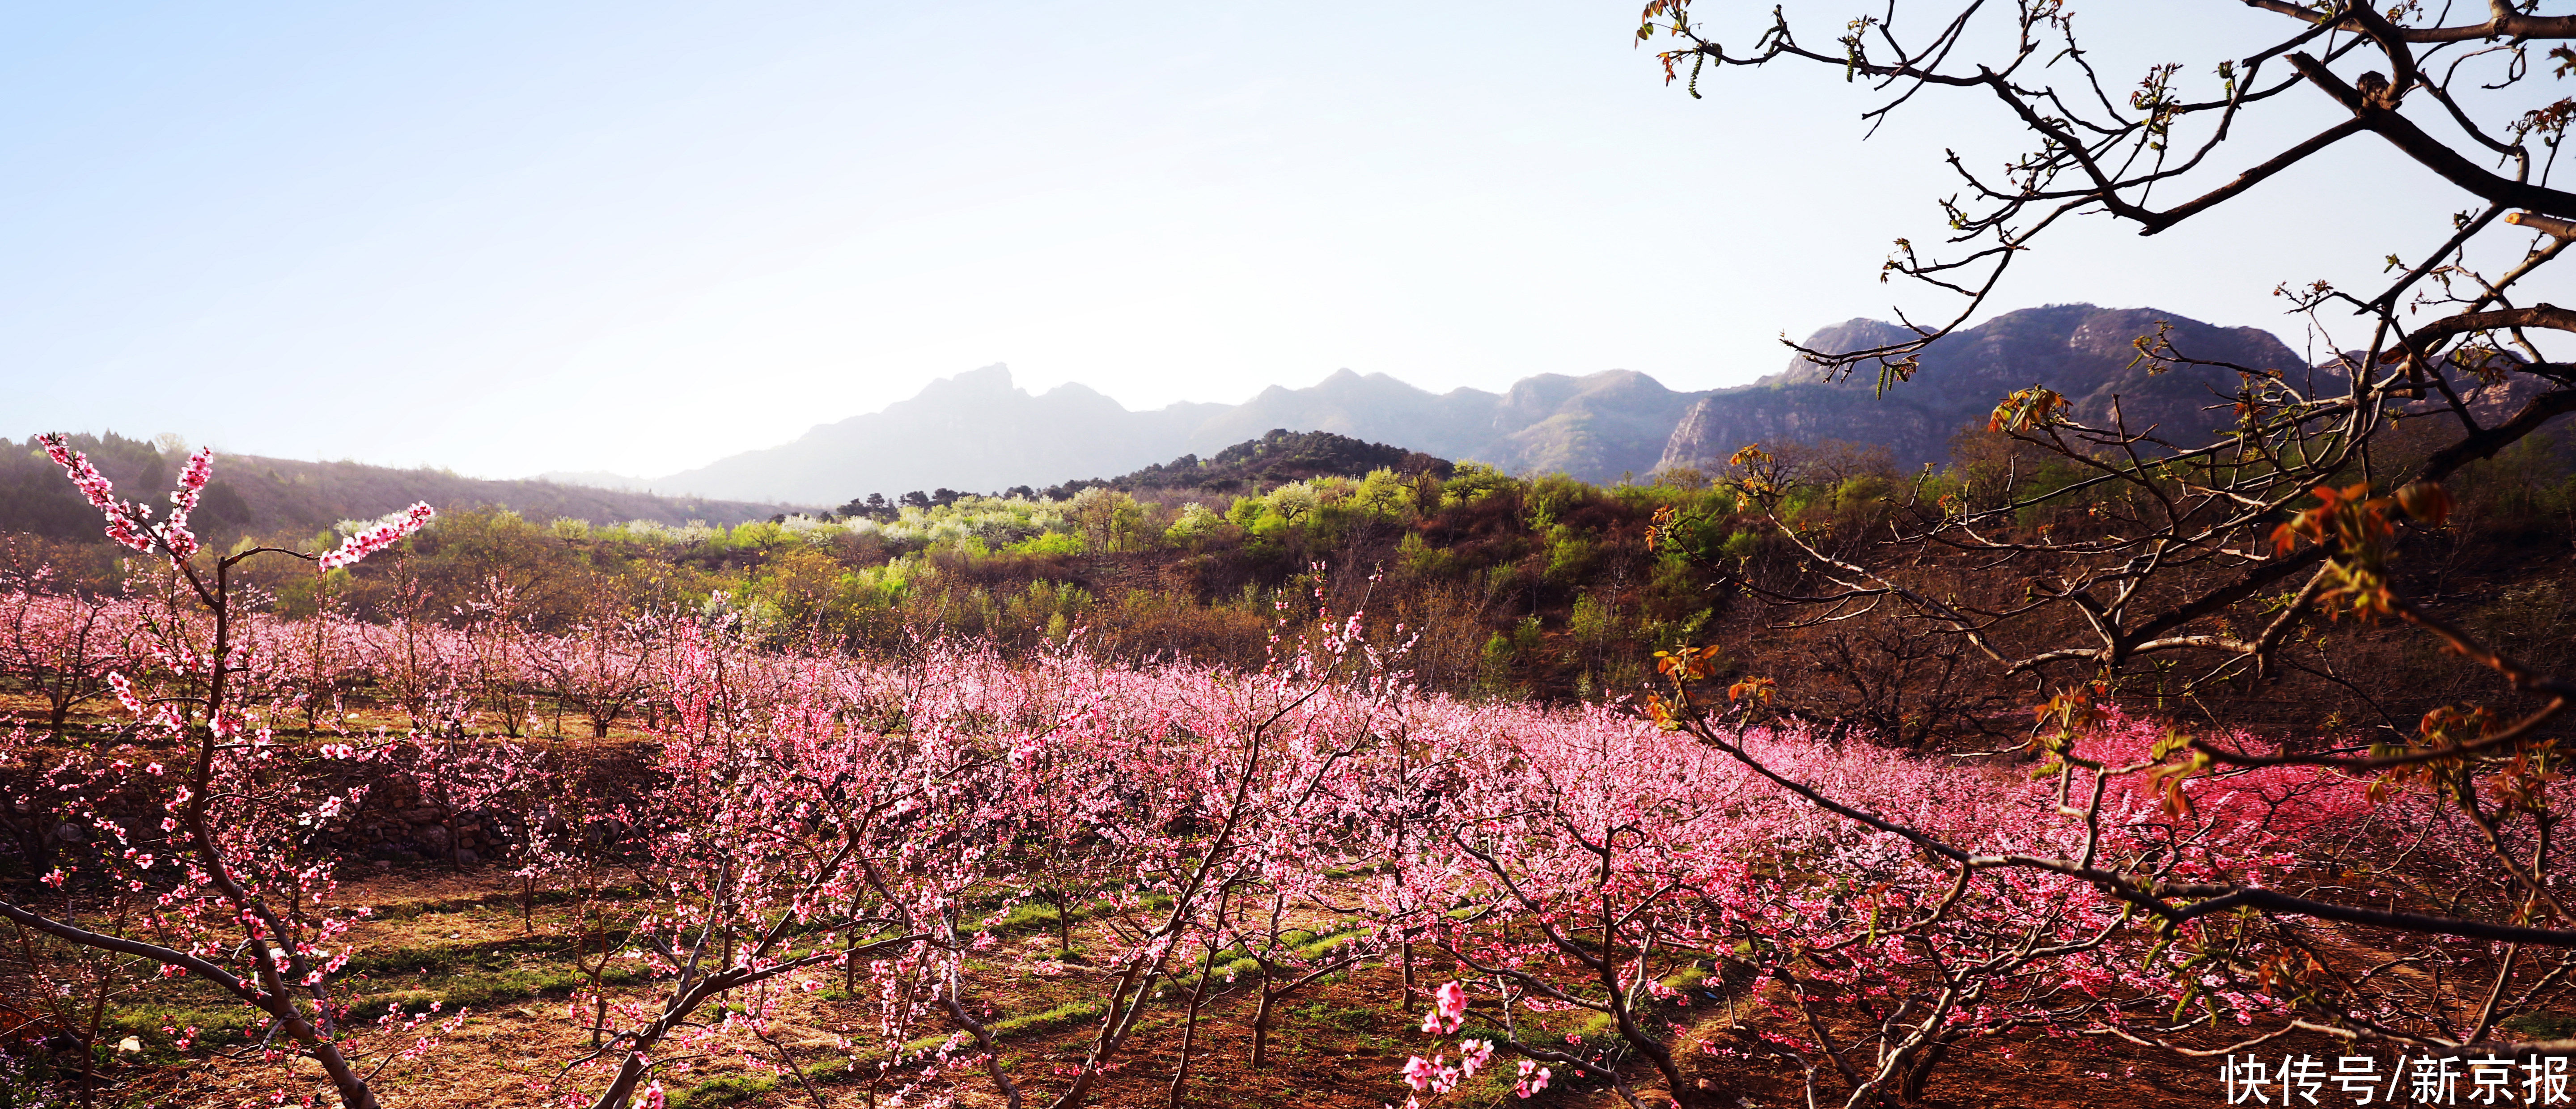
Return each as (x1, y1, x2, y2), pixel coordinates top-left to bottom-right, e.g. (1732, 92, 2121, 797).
(1659, 304, 2309, 472)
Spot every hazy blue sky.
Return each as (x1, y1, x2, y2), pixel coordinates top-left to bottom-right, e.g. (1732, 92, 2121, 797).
(0, 2, 2518, 478)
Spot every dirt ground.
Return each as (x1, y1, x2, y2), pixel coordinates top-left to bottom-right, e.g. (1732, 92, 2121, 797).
(26, 867, 2304, 1109)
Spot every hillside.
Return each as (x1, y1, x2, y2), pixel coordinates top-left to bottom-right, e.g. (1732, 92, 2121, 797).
(630, 305, 2308, 504)
(0, 433, 789, 546)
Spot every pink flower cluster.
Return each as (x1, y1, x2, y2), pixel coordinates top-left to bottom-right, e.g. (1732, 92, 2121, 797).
(161, 446, 214, 559)
(321, 503, 436, 569)
(38, 433, 154, 553)
(1403, 984, 1520, 1104)
(1399, 1039, 1501, 1099)
(1512, 1058, 1551, 1098)
(1399, 1052, 1458, 1095)
(1420, 981, 1466, 1034)
(34, 436, 255, 563)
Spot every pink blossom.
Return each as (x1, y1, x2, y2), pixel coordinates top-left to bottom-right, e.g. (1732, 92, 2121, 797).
(1457, 1038, 1494, 1076)
(1401, 1054, 1437, 1091)
(1399, 1054, 1460, 1095)
(108, 672, 144, 715)
(320, 503, 436, 569)
(1422, 980, 1466, 1034)
(37, 435, 143, 548)
(1513, 1059, 1551, 1098)
(172, 447, 212, 512)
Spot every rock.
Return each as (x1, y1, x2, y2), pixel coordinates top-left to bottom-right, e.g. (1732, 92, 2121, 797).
(455, 848, 479, 866)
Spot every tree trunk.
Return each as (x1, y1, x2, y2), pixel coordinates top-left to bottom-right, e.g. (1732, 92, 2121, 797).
(1400, 939, 1417, 1008)
(1249, 964, 1278, 1069)
(1898, 1039, 1949, 1105)
(1165, 948, 1217, 1108)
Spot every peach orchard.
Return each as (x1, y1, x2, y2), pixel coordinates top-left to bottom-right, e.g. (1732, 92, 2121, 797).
(0, 440, 2567, 1109)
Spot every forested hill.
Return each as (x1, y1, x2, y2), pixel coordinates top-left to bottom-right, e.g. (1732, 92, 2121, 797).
(1, 433, 790, 546)
(1055, 430, 1454, 498)
(830, 430, 1453, 516)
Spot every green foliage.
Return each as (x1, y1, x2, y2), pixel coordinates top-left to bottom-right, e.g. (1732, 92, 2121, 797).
(1396, 530, 1452, 577)
(1068, 488, 1152, 552)
(1543, 526, 1597, 581)
(1523, 472, 1594, 529)
(1164, 502, 1224, 545)
(1442, 461, 1516, 507)
(1350, 467, 1418, 517)
(1567, 593, 1615, 652)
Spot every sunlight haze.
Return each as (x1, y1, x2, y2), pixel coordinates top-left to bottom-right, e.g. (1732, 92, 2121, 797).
(0, 1, 2484, 477)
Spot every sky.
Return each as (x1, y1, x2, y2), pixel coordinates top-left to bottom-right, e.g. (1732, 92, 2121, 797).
(0, 1, 2541, 478)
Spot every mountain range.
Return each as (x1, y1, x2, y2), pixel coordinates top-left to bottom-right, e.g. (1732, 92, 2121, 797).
(604, 304, 2313, 504)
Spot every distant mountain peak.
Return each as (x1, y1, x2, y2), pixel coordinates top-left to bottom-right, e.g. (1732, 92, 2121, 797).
(921, 363, 1021, 398)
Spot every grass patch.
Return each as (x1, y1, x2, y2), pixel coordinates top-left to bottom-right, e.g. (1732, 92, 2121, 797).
(1161, 925, 1368, 995)
(2505, 1011, 2576, 1038)
(1292, 1002, 1382, 1033)
(900, 999, 1107, 1056)
(356, 883, 651, 922)
(103, 960, 649, 1052)
(341, 932, 594, 977)
(670, 1074, 775, 1109)
(358, 962, 648, 1010)
(985, 891, 1173, 940)
(991, 901, 1068, 935)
